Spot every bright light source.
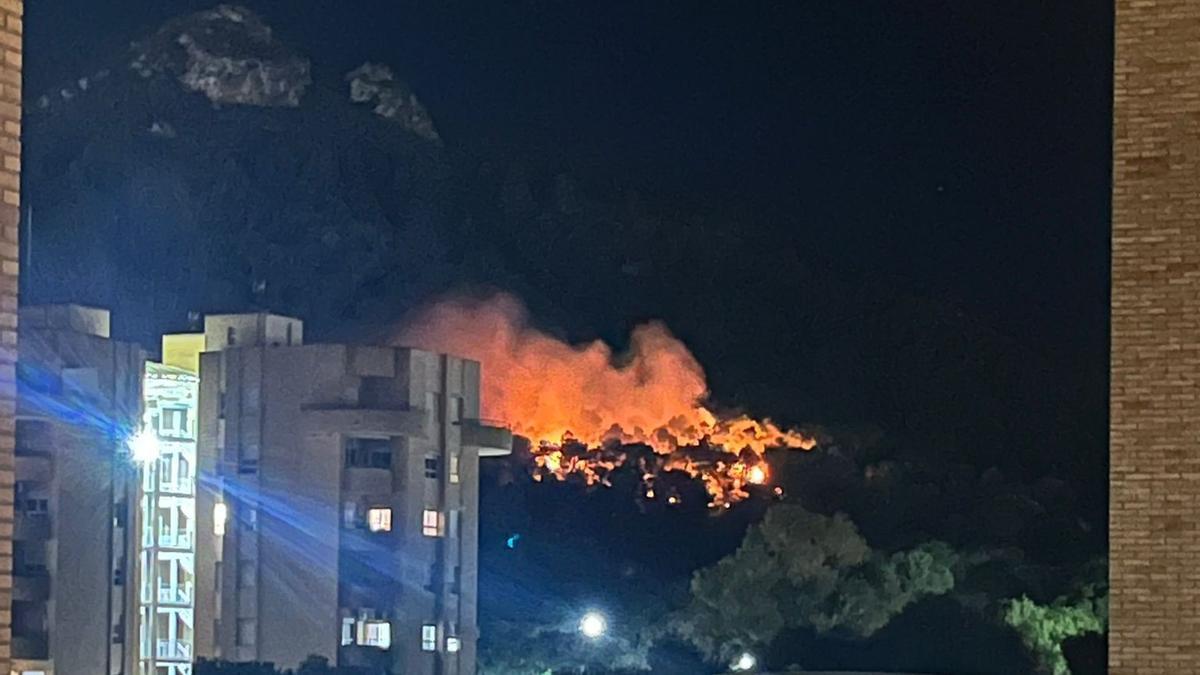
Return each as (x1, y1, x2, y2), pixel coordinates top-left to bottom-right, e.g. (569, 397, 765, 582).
(731, 652, 757, 671)
(746, 465, 767, 485)
(128, 430, 160, 464)
(214, 503, 228, 536)
(579, 612, 607, 639)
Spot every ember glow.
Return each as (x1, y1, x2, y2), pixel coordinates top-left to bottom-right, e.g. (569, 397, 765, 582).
(396, 293, 816, 506)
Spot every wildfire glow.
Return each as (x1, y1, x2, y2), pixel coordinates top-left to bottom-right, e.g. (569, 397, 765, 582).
(396, 293, 816, 507)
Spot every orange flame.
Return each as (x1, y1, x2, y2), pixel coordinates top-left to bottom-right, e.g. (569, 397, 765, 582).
(396, 293, 815, 506)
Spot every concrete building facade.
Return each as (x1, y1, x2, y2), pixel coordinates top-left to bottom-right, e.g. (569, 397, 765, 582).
(192, 313, 510, 674)
(1110, 0, 1200, 671)
(11, 306, 144, 675)
(138, 358, 199, 675)
(0, 0, 21, 671)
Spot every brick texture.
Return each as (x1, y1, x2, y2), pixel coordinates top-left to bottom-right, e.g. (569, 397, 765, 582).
(0, 0, 14, 671)
(1110, 0, 1200, 672)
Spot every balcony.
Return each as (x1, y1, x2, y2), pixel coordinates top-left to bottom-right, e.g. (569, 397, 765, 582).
(302, 404, 425, 437)
(156, 639, 193, 661)
(12, 633, 49, 660)
(14, 513, 51, 541)
(159, 477, 196, 496)
(460, 419, 514, 457)
(158, 584, 194, 605)
(14, 452, 52, 483)
(158, 531, 195, 550)
(13, 573, 49, 602)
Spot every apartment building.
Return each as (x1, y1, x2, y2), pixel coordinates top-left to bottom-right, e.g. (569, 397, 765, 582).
(11, 305, 145, 675)
(191, 313, 511, 675)
(137, 354, 200, 675)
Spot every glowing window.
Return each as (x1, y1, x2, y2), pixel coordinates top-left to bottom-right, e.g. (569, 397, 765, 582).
(341, 617, 355, 646)
(422, 509, 441, 537)
(214, 503, 228, 536)
(446, 636, 461, 653)
(360, 620, 391, 649)
(421, 624, 437, 652)
(368, 507, 392, 533)
(449, 453, 460, 484)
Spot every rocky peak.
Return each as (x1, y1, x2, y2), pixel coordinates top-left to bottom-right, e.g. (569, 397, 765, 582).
(346, 63, 440, 142)
(130, 4, 310, 107)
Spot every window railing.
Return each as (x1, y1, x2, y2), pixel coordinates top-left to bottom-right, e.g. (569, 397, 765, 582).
(158, 530, 195, 549)
(156, 639, 193, 661)
(157, 584, 194, 605)
(159, 476, 196, 496)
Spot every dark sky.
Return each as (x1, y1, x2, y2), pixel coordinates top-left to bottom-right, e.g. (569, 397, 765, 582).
(27, 1, 1113, 474)
(30, 0, 1112, 326)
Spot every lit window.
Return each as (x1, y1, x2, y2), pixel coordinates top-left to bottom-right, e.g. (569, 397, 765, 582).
(360, 620, 391, 649)
(449, 453, 460, 484)
(422, 509, 441, 537)
(446, 636, 461, 653)
(341, 617, 355, 646)
(214, 503, 227, 536)
(421, 624, 438, 652)
(424, 456, 439, 479)
(367, 507, 392, 533)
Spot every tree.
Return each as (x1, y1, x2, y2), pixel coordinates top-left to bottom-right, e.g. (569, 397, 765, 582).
(674, 505, 957, 663)
(1003, 570, 1108, 675)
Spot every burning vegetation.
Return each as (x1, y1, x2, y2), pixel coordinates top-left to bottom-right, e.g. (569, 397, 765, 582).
(397, 293, 815, 507)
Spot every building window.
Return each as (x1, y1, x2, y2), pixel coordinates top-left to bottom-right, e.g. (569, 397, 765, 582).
(20, 498, 48, 514)
(214, 503, 228, 536)
(346, 438, 392, 469)
(424, 456, 439, 479)
(162, 408, 189, 435)
(367, 507, 392, 533)
(421, 624, 438, 652)
(359, 620, 391, 649)
(449, 453, 460, 484)
(286, 323, 294, 345)
(237, 619, 256, 647)
(226, 326, 237, 347)
(341, 617, 355, 646)
(342, 501, 359, 528)
(446, 636, 461, 653)
(422, 509, 442, 537)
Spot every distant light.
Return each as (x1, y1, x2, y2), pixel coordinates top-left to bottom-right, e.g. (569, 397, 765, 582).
(579, 612, 607, 639)
(667, 495, 680, 505)
(747, 465, 767, 485)
(731, 652, 757, 671)
(446, 636, 461, 653)
(128, 430, 160, 464)
(214, 503, 228, 536)
(506, 533, 521, 550)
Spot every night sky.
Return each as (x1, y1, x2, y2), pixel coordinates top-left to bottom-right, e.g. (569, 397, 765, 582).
(28, 0, 1113, 465)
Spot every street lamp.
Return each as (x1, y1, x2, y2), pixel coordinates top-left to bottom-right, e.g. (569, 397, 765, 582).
(730, 652, 757, 672)
(578, 611, 607, 639)
(128, 430, 160, 465)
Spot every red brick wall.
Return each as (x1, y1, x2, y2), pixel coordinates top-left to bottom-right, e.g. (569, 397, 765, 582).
(1110, 0, 1200, 672)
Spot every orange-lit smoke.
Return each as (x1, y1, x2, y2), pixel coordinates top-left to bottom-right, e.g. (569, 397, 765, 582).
(396, 293, 815, 506)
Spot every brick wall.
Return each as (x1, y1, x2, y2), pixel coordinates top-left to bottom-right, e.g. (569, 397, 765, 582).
(0, 2, 16, 674)
(0, 0, 16, 671)
(1110, 0, 1200, 672)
